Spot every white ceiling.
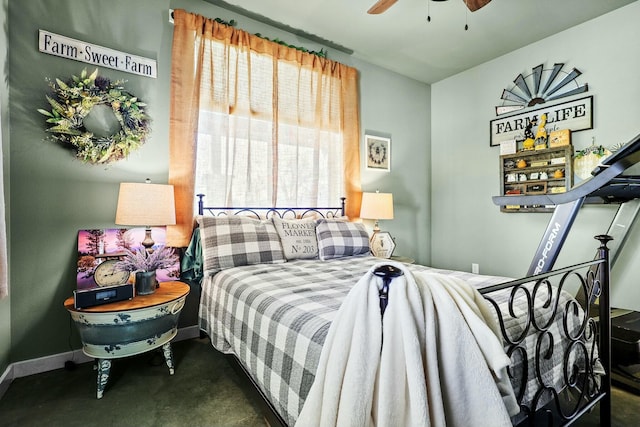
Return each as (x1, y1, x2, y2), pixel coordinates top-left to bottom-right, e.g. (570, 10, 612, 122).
(208, 0, 636, 84)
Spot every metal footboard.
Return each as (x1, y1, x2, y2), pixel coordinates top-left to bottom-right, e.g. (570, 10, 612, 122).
(481, 235, 611, 426)
(373, 235, 612, 426)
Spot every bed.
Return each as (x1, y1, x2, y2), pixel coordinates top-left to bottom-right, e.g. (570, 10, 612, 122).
(190, 195, 612, 427)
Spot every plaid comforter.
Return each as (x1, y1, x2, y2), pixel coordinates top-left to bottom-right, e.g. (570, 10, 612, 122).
(199, 255, 584, 426)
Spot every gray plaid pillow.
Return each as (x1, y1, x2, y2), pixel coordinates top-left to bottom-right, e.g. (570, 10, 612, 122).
(316, 219, 370, 260)
(197, 216, 286, 274)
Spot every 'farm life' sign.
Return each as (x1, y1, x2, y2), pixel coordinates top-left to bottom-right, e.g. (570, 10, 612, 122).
(39, 30, 157, 78)
(489, 96, 592, 146)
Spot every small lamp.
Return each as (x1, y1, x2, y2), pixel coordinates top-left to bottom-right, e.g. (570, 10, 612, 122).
(360, 191, 396, 258)
(115, 179, 176, 252)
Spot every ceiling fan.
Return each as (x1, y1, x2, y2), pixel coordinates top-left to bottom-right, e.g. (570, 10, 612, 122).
(367, 0, 492, 14)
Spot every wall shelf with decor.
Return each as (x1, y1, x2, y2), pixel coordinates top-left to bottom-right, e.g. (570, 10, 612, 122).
(499, 145, 573, 212)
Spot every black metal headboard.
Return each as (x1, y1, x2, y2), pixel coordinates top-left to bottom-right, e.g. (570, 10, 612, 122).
(196, 194, 346, 219)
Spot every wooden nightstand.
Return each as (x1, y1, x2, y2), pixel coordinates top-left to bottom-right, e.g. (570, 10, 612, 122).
(64, 281, 190, 399)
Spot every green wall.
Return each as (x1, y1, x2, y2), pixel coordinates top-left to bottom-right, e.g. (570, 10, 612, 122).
(359, 64, 431, 264)
(5, 0, 430, 363)
(5, 0, 637, 372)
(431, 2, 640, 311)
(8, 0, 173, 362)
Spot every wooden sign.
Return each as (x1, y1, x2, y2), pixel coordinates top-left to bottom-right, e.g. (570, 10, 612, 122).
(549, 129, 571, 148)
(490, 96, 592, 146)
(39, 30, 157, 78)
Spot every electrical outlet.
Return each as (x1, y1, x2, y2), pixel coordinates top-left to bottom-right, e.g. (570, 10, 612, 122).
(472, 263, 479, 274)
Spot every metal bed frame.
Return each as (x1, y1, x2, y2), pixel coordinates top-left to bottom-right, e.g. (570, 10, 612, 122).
(494, 131, 640, 394)
(196, 194, 346, 220)
(374, 237, 611, 427)
(196, 195, 612, 427)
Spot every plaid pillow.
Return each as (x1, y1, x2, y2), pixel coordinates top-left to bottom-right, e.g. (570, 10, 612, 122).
(316, 219, 370, 260)
(197, 216, 286, 274)
(272, 217, 318, 260)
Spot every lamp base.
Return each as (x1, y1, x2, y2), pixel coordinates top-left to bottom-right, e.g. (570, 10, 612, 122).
(141, 227, 155, 253)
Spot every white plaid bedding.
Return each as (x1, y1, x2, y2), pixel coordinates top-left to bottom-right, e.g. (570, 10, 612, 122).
(199, 255, 588, 426)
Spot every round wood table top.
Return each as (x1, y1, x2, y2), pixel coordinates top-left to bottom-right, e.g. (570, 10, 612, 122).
(64, 281, 190, 312)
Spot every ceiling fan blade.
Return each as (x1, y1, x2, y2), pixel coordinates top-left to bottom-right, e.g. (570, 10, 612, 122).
(464, 0, 492, 12)
(367, 0, 398, 14)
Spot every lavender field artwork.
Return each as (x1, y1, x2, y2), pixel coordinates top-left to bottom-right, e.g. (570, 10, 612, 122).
(77, 227, 180, 290)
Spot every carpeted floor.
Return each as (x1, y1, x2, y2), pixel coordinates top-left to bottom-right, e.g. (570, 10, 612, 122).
(0, 338, 265, 427)
(0, 337, 638, 427)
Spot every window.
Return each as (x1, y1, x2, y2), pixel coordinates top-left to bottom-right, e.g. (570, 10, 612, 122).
(194, 45, 344, 209)
(168, 10, 361, 246)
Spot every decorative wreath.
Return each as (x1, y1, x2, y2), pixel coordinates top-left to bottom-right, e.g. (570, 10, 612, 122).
(38, 69, 150, 164)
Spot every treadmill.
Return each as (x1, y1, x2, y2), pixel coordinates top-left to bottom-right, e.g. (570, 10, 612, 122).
(493, 131, 640, 392)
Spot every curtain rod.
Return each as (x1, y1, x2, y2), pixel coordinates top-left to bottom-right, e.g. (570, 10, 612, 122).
(168, 7, 354, 55)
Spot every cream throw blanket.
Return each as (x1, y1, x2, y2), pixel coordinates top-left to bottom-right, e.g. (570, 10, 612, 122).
(295, 262, 519, 427)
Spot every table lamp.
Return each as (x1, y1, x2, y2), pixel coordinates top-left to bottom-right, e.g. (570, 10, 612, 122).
(360, 191, 395, 258)
(115, 179, 176, 252)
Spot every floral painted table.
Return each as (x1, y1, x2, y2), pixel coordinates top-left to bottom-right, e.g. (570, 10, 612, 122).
(64, 281, 190, 398)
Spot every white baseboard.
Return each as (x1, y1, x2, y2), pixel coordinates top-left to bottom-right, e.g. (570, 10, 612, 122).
(0, 325, 200, 400)
(0, 363, 13, 399)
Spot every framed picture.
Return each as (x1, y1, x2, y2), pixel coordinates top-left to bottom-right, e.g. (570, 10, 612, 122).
(76, 227, 180, 291)
(370, 231, 396, 258)
(365, 135, 391, 171)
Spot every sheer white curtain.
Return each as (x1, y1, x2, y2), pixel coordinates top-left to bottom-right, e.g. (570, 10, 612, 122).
(193, 37, 344, 209)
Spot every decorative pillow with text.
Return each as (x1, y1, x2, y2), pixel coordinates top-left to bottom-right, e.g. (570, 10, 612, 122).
(272, 217, 318, 260)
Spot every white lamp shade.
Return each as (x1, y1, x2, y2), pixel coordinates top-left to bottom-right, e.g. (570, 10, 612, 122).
(115, 182, 176, 226)
(360, 192, 394, 220)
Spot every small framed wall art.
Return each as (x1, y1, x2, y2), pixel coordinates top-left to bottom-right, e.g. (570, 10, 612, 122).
(365, 134, 391, 171)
